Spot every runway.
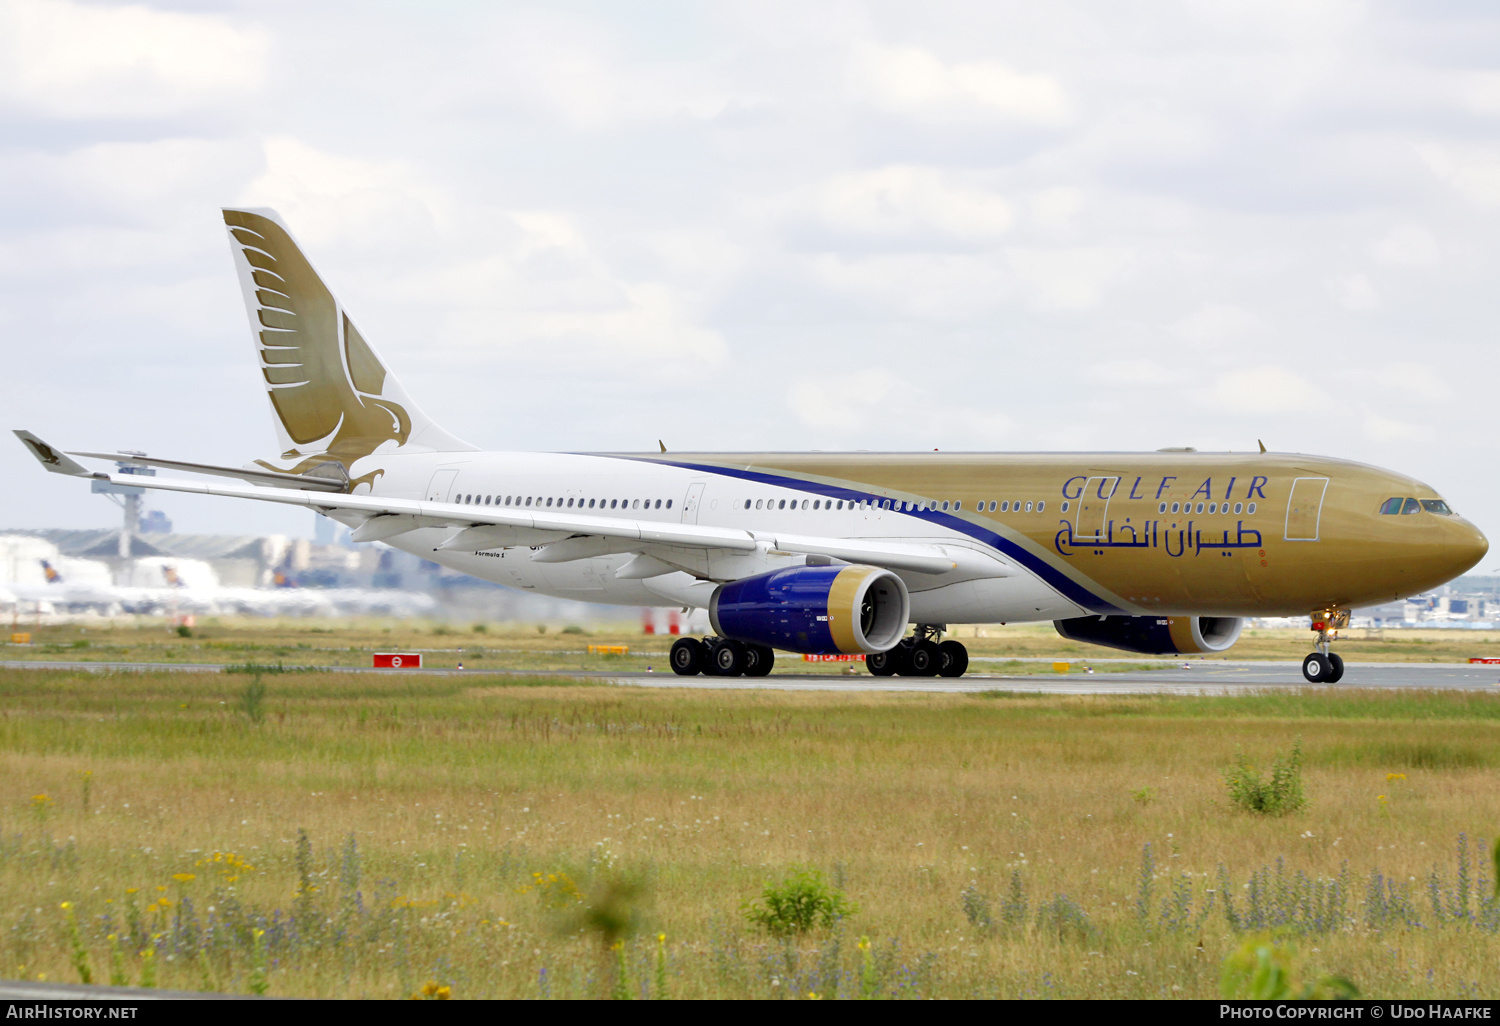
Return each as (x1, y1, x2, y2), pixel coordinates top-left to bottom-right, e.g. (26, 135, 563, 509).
(4, 658, 1499, 695)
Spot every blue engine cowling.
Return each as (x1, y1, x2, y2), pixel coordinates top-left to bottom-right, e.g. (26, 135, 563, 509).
(1053, 615, 1243, 655)
(709, 564, 910, 655)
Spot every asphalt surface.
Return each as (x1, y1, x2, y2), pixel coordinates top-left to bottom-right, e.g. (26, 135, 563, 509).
(4, 658, 1499, 695)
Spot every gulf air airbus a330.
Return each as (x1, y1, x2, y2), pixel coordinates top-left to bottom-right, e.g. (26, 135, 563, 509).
(15, 209, 1489, 682)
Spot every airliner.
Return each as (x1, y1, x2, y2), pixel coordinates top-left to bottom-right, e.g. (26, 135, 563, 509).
(15, 209, 1488, 682)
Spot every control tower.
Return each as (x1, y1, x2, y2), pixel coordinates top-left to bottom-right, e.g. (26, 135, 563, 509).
(90, 453, 156, 558)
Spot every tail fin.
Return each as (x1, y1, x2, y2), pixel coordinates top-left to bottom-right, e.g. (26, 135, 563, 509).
(221, 208, 473, 482)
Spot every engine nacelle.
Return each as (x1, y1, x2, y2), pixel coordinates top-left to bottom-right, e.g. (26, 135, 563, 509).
(710, 565, 909, 655)
(1053, 615, 1244, 655)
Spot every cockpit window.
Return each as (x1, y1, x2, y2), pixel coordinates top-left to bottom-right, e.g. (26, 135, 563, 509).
(1401, 497, 1420, 515)
(1379, 497, 1403, 515)
(1420, 499, 1453, 515)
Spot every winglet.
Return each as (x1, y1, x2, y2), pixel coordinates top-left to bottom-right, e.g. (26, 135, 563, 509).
(1258, 439, 1267, 454)
(13, 431, 92, 477)
(658, 440, 667, 453)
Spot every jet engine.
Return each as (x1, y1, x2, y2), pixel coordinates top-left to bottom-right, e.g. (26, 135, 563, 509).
(710, 564, 909, 655)
(1053, 615, 1244, 655)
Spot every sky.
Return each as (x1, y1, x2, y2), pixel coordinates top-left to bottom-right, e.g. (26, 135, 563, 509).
(2, 0, 1499, 560)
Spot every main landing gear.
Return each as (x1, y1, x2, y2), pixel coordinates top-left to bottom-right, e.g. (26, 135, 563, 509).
(669, 636, 775, 678)
(867, 624, 969, 678)
(1301, 610, 1348, 683)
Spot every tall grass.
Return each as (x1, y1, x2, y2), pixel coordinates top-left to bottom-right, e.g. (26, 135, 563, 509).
(0, 668, 1498, 997)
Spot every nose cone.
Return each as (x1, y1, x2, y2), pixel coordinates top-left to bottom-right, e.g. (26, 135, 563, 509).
(1447, 518, 1489, 578)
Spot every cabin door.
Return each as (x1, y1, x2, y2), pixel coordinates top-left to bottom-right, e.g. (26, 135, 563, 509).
(1074, 476, 1119, 542)
(425, 468, 459, 503)
(1284, 478, 1329, 541)
(681, 481, 707, 524)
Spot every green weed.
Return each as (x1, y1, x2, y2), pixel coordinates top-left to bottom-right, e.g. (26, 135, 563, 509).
(1224, 738, 1307, 815)
(743, 868, 857, 937)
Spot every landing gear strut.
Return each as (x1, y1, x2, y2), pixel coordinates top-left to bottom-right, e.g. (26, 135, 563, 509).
(669, 636, 775, 678)
(1301, 610, 1348, 683)
(869, 625, 969, 678)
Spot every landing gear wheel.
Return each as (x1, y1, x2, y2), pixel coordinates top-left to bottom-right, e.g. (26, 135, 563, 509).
(709, 639, 748, 677)
(669, 637, 704, 676)
(867, 649, 898, 676)
(1301, 652, 1332, 683)
(1325, 652, 1344, 683)
(892, 640, 914, 676)
(907, 640, 940, 677)
(937, 640, 969, 678)
(743, 644, 775, 677)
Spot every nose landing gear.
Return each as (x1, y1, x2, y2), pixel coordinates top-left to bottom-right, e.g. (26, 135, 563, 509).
(1301, 610, 1348, 683)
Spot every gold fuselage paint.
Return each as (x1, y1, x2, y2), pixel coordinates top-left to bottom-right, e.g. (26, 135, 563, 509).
(650, 450, 1487, 617)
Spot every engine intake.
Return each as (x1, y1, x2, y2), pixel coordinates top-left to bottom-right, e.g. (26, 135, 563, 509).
(1053, 615, 1244, 655)
(710, 564, 909, 655)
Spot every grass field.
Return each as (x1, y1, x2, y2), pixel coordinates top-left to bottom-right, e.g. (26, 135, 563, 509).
(1, 663, 1498, 999)
(4, 619, 1498, 676)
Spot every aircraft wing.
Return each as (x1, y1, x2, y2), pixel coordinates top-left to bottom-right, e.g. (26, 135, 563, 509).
(18, 432, 980, 578)
(67, 451, 347, 492)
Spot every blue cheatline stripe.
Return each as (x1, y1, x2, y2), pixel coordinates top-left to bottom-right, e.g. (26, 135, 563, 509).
(594, 454, 1123, 615)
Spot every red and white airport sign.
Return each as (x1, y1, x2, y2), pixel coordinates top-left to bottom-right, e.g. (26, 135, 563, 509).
(373, 653, 422, 669)
(802, 653, 865, 662)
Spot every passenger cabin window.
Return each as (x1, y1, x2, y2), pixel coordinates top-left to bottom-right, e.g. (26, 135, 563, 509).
(1421, 499, 1453, 515)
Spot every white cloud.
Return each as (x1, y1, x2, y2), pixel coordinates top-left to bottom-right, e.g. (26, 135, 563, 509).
(1172, 304, 1261, 347)
(787, 369, 1011, 444)
(1006, 247, 1128, 311)
(787, 369, 904, 431)
(1364, 363, 1451, 403)
(1416, 143, 1500, 209)
(1362, 410, 1434, 443)
(1370, 224, 1438, 266)
(807, 166, 1013, 243)
(848, 42, 1071, 124)
(1027, 188, 1086, 233)
(507, 281, 727, 365)
(1203, 368, 1331, 416)
(805, 251, 1012, 319)
(1086, 360, 1188, 387)
(0, 0, 266, 118)
(1328, 273, 1381, 312)
(239, 138, 440, 248)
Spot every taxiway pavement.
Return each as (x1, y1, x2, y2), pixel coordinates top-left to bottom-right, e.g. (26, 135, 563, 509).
(3, 659, 1498, 695)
